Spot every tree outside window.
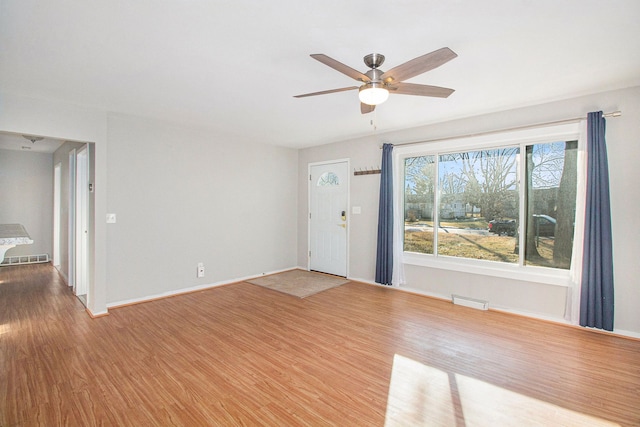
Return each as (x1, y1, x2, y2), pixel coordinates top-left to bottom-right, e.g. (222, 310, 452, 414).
(403, 140, 578, 270)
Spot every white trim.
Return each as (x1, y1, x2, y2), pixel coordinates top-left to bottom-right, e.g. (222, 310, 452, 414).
(103, 267, 640, 341)
(598, 328, 640, 340)
(357, 281, 640, 340)
(347, 276, 379, 286)
(53, 162, 62, 267)
(391, 147, 406, 286)
(395, 121, 582, 287)
(403, 252, 572, 287)
(75, 145, 89, 297)
(391, 111, 620, 150)
(86, 308, 109, 317)
(395, 122, 582, 156)
(565, 119, 588, 323)
(107, 266, 299, 309)
(68, 149, 76, 288)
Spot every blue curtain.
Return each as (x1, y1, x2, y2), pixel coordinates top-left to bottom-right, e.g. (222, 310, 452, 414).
(375, 143, 394, 285)
(580, 111, 614, 331)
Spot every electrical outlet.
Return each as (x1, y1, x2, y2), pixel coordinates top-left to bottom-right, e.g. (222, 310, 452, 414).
(197, 262, 205, 278)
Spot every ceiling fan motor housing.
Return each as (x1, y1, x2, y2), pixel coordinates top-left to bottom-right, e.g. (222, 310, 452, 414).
(363, 53, 385, 69)
(364, 68, 384, 83)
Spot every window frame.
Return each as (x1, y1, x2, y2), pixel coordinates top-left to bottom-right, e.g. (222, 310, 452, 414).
(395, 122, 584, 287)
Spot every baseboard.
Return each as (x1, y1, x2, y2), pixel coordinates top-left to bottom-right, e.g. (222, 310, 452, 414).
(103, 269, 640, 341)
(598, 328, 640, 340)
(86, 307, 109, 318)
(107, 266, 301, 310)
(346, 276, 377, 285)
(355, 282, 640, 341)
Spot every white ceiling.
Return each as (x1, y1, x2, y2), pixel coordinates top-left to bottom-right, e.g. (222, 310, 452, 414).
(1, 0, 639, 150)
(0, 132, 63, 154)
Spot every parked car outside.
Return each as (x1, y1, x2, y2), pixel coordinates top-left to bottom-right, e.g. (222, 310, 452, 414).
(487, 219, 517, 236)
(532, 214, 556, 236)
(488, 215, 556, 237)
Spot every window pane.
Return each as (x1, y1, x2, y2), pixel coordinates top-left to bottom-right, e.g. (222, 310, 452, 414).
(525, 141, 577, 269)
(438, 148, 520, 263)
(317, 172, 339, 186)
(404, 155, 435, 254)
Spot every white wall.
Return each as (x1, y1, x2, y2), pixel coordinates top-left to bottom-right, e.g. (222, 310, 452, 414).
(0, 93, 299, 314)
(298, 86, 640, 336)
(0, 149, 53, 257)
(105, 114, 299, 304)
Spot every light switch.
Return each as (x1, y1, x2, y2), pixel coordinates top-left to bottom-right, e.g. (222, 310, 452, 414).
(106, 213, 117, 223)
(352, 206, 362, 215)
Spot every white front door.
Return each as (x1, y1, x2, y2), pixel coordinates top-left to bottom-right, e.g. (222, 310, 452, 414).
(309, 161, 348, 277)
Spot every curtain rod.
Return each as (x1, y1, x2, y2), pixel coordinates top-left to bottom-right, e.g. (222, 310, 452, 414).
(382, 110, 622, 148)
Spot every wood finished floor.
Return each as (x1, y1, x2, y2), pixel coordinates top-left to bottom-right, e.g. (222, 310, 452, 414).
(1, 263, 639, 426)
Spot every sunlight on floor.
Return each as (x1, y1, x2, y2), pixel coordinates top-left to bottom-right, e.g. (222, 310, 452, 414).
(384, 354, 619, 427)
(0, 322, 10, 336)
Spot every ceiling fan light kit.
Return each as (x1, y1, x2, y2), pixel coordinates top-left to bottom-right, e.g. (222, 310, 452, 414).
(295, 47, 457, 114)
(22, 135, 44, 144)
(359, 83, 389, 105)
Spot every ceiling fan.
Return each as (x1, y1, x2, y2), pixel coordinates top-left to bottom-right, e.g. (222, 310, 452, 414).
(294, 47, 457, 114)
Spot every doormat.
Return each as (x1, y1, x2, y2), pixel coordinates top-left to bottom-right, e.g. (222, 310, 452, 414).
(247, 269, 349, 298)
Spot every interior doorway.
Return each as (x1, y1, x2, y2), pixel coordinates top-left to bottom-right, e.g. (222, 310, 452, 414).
(0, 131, 95, 311)
(308, 160, 349, 277)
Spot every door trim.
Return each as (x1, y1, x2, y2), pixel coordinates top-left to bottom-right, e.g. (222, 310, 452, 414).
(307, 158, 350, 277)
(68, 149, 76, 289)
(53, 162, 62, 268)
(75, 145, 89, 298)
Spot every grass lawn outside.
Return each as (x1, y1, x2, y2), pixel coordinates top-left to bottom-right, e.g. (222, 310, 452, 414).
(404, 224, 561, 268)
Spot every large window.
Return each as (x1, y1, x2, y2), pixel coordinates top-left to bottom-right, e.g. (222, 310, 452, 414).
(399, 123, 582, 283)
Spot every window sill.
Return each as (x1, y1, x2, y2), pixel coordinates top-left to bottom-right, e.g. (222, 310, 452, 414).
(402, 252, 572, 287)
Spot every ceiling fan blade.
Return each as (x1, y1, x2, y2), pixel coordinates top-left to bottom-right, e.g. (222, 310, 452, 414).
(381, 47, 457, 84)
(389, 82, 455, 98)
(361, 103, 375, 114)
(294, 86, 358, 98)
(311, 54, 371, 82)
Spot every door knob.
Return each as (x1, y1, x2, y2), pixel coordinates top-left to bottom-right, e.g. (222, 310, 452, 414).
(341, 210, 346, 221)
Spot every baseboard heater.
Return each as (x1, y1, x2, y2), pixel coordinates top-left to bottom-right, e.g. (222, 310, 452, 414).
(1, 253, 50, 266)
(452, 294, 489, 310)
